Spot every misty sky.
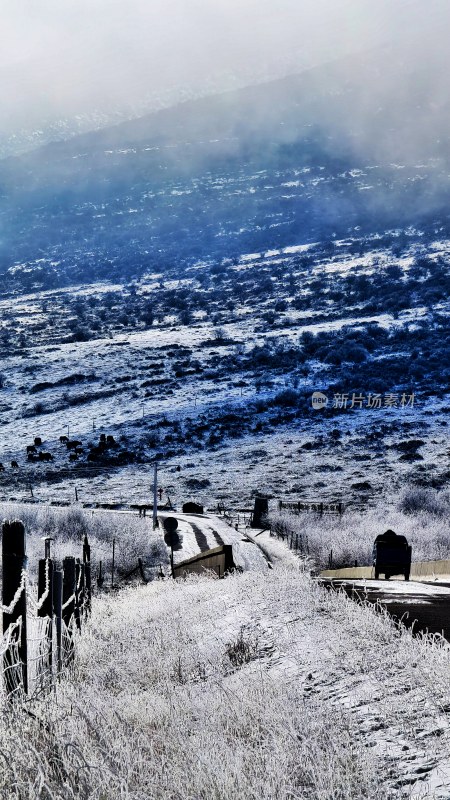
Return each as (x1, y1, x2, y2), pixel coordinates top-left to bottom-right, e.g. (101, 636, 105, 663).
(0, 0, 448, 140)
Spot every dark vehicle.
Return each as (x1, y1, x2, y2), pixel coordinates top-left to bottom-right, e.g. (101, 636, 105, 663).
(373, 529, 412, 581)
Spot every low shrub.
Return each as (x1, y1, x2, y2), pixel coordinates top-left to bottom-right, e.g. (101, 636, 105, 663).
(0, 503, 169, 583)
(399, 487, 448, 517)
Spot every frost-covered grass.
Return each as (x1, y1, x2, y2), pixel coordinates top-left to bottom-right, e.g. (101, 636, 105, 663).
(0, 503, 168, 583)
(1, 566, 450, 797)
(270, 488, 450, 569)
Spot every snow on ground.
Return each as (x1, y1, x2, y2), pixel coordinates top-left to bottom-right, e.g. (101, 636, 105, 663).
(244, 528, 302, 568)
(0, 302, 423, 455)
(1, 235, 449, 518)
(158, 511, 268, 572)
(1, 388, 444, 513)
(0, 282, 125, 311)
(35, 563, 450, 798)
(334, 579, 450, 597)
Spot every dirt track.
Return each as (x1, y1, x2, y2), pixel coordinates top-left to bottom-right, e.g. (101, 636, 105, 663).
(320, 578, 450, 641)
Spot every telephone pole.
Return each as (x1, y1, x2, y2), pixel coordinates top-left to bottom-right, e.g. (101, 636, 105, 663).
(153, 461, 158, 529)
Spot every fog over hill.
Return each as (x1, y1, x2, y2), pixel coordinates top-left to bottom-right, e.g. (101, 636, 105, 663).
(1, 30, 450, 293)
(0, 2, 450, 552)
(37, 34, 450, 166)
(0, 0, 449, 157)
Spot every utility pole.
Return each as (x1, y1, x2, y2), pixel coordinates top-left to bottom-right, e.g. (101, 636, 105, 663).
(153, 461, 158, 529)
(152, 460, 180, 529)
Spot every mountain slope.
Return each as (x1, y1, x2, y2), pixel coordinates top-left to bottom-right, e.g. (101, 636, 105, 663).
(1, 40, 450, 292)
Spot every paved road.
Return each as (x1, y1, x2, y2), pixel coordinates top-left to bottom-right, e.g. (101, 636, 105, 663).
(158, 511, 268, 572)
(320, 578, 450, 641)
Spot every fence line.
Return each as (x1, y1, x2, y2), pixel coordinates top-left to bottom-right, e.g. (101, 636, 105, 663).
(1, 520, 92, 701)
(278, 500, 344, 516)
(269, 518, 310, 555)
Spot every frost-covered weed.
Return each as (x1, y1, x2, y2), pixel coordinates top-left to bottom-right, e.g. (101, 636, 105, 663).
(0, 568, 449, 797)
(0, 518, 449, 795)
(0, 502, 168, 583)
(224, 624, 261, 670)
(0, 568, 392, 799)
(270, 489, 450, 568)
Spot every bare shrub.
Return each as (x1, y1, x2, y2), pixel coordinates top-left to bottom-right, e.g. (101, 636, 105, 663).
(0, 503, 169, 582)
(399, 487, 448, 517)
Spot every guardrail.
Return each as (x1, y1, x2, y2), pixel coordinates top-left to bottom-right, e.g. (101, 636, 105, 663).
(320, 559, 450, 581)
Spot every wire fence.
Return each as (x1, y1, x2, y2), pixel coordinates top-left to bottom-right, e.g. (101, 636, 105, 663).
(269, 517, 310, 555)
(25, 614, 77, 700)
(0, 519, 92, 702)
(1, 620, 24, 701)
(278, 500, 344, 516)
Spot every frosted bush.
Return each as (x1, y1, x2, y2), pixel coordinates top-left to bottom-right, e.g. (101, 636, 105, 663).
(0, 502, 169, 583)
(399, 486, 449, 517)
(270, 489, 450, 568)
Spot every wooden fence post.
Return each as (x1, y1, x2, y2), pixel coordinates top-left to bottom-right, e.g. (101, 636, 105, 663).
(75, 561, 83, 631)
(83, 535, 91, 615)
(62, 557, 76, 627)
(252, 497, 268, 529)
(2, 520, 28, 696)
(53, 570, 63, 675)
(38, 557, 54, 674)
(62, 556, 76, 662)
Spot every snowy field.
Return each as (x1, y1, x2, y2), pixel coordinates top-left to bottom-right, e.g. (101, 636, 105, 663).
(0, 230, 448, 520)
(5, 563, 450, 798)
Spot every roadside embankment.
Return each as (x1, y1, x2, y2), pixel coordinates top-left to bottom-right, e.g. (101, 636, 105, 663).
(321, 558, 450, 582)
(4, 565, 450, 798)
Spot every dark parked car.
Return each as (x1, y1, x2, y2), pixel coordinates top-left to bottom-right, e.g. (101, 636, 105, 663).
(373, 529, 412, 581)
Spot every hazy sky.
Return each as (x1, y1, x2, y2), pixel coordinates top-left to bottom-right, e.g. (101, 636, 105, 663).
(0, 0, 447, 141)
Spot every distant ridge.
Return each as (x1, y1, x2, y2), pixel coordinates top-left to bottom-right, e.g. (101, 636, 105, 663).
(17, 38, 450, 167)
(1, 37, 450, 291)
